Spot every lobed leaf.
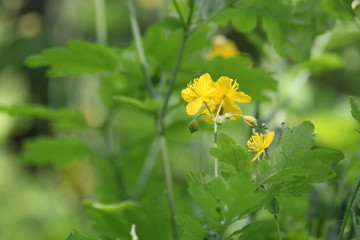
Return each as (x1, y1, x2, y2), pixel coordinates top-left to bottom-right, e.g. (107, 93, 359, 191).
(25, 41, 119, 76)
(0, 104, 88, 130)
(66, 229, 101, 240)
(21, 136, 91, 167)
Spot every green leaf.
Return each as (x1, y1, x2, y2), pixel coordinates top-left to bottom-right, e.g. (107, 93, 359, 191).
(350, 96, 360, 123)
(232, 10, 258, 33)
(231, 220, 276, 240)
(66, 229, 101, 240)
(258, 121, 344, 196)
(0, 104, 88, 130)
(84, 200, 170, 240)
(175, 215, 207, 240)
(262, 16, 285, 56)
(180, 56, 277, 101)
(321, 0, 353, 20)
(114, 95, 160, 113)
(210, 133, 251, 171)
(25, 41, 119, 76)
(21, 136, 90, 166)
(302, 53, 343, 75)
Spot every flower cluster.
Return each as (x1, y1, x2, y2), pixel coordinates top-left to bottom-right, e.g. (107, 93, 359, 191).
(181, 73, 251, 124)
(181, 73, 275, 162)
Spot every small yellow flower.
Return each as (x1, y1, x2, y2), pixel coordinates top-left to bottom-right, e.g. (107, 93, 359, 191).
(181, 73, 217, 115)
(247, 131, 275, 161)
(208, 35, 240, 59)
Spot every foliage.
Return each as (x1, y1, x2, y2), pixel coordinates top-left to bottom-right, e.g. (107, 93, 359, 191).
(0, 0, 360, 239)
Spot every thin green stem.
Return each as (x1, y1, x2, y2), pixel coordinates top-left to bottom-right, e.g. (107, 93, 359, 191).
(274, 214, 282, 240)
(338, 175, 360, 240)
(94, 0, 108, 44)
(125, 0, 155, 98)
(159, 135, 180, 240)
(213, 99, 224, 178)
(172, 0, 186, 28)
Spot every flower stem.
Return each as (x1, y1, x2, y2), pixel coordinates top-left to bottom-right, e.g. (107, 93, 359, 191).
(213, 99, 224, 178)
(274, 214, 282, 240)
(125, 0, 155, 98)
(338, 174, 360, 240)
(159, 135, 180, 240)
(94, 0, 107, 44)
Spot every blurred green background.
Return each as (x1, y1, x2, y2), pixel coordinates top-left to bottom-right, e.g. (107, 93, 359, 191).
(0, 0, 360, 239)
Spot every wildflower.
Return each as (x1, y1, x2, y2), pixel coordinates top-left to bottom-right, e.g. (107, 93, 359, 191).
(247, 131, 275, 161)
(208, 35, 240, 59)
(213, 76, 251, 120)
(181, 73, 217, 115)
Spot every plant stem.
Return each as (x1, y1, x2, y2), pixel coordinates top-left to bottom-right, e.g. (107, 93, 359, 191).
(125, 0, 155, 98)
(159, 135, 180, 240)
(94, 0, 108, 44)
(213, 99, 223, 178)
(338, 174, 360, 240)
(274, 214, 282, 240)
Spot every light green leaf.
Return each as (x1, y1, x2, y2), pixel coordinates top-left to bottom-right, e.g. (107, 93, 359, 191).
(232, 10, 258, 33)
(180, 56, 277, 101)
(321, 0, 353, 20)
(114, 95, 160, 113)
(25, 41, 119, 76)
(21, 136, 90, 166)
(231, 220, 276, 240)
(350, 96, 360, 123)
(210, 133, 251, 171)
(66, 229, 101, 240)
(0, 104, 88, 130)
(84, 200, 170, 240)
(302, 53, 343, 75)
(175, 215, 207, 240)
(262, 16, 285, 56)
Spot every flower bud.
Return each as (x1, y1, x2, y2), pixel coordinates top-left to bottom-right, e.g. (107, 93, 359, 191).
(188, 119, 200, 133)
(243, 116, 258, 128)
(223, 112, 233, 119)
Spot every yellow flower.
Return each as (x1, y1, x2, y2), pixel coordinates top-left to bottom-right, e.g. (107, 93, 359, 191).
(247, 131, 275, 161)
(181, 73, 217, 115)
(208, 35, 240, 59)
(214, 76, 251, 118)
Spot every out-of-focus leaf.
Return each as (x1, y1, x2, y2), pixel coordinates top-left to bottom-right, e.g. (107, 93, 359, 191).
(180, 56, 277, 101)
(66, 229, 101, 240)
(350, 96, 360, 123)
(25, 41, 119, 76)
(0, 104, 88, 130)
(84, 200, 170, 240)
(175, 215, 207, 240)
(210, 133, 251, 171)
(114, 95, 160, 114)
(262, 16, 285, 56)
(302, 53, 343, 75)
(21, 136, 90, 166)
(321, 0, 353, 20)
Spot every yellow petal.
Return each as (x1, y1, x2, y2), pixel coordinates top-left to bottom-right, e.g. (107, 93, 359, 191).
(231, 91, 251, 103)
(264, 131, 275, 148)
(251, 149, 264, 161)
(181, 88, 197, 102)
(186, 97, 203, 115)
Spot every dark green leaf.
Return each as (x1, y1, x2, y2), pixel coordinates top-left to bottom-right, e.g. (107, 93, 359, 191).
(350, 96, 360, 123)
(210, 133, 251, 171)
(0, 104, 88, 130)
(21, 136, 90, 166)
(321, 0, 353, 20)
(258, 121, 344, 196)
(25, 41, 119, 76)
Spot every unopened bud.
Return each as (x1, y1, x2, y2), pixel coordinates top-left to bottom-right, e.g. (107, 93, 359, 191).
(243, 116, 258, 128)
(188, 119, 200, 133)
